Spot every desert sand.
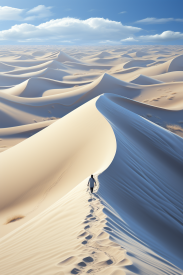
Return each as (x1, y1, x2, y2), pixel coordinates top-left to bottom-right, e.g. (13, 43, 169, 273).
(0, 46, 183, 275)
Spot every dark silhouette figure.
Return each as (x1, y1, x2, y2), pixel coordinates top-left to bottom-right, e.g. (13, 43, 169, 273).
(87, 175, 96, 193)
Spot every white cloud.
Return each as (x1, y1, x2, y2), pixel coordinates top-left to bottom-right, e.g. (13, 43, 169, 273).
(119, 31, 183, 44)
(0, 17, 141, 43)
(140, 31, 183, 42)
(99, 40, 122, 44)
(0, 5, 52, 21)
(119, 11, 126, 14)
(136, 17, 183, 24)
(0, 6, 23, 20)
(121, 37, 138, 42)
(25, 5, 53, 21)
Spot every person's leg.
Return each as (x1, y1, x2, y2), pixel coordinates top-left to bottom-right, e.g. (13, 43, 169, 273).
(90, 187, 93, 193)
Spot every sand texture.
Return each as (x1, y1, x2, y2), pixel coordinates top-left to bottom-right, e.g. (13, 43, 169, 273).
(0, 46, 183, 275)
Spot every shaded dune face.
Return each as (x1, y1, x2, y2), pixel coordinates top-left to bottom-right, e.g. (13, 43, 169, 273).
(0, 46, 183, 275)
(96, 94, 183, 270)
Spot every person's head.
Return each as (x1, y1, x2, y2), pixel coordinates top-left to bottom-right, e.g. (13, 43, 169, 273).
(91, 174, 93, 178)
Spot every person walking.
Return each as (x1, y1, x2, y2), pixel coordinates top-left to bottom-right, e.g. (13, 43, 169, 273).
(88, 175, 96, 193)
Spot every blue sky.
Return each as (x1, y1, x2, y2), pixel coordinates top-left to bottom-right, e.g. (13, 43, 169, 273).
(0, 0, 183, 45)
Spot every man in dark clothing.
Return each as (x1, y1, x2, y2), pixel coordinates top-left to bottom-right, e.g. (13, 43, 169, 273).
(87, 174, 96, 193)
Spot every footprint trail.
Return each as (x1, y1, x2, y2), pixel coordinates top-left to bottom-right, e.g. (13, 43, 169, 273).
(69, 190, 131, 275)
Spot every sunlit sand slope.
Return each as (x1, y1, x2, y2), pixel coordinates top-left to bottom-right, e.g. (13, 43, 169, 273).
(0, 97, 116, 237)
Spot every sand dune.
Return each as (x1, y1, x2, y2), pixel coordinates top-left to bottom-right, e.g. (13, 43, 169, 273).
(2, 77, 91, 98)
(85, 57, 129, 66)
(0, 120, 55, 152)
(111, 53, 183, 84)
(1, 59, 49, 67)
(168, 54, 183, 72)
(146, 60, 166, 67)
(96, 93, 183, 270)
(0, 62, 17, 72)
(123, 59, 154, 69)
(1, 73, 183, 129)
(34, 73, 140, 106)
(63, 61, 112, 71)
(0, 97, 116, 237)
(4, 60, 69, 75)
(120, 53, 132, 58)
(1, 67, 70, 81)
(0, 46, 183, 275)
(0, 90, 69, 127)
(99, 94, 183, 137)
(41, 68, 70, 81)
(0, 74, 139, 128)
(63, 72, 100, 82)
(154, 71, 183, 83)
(32, 50, 53, 57)
(86, 51, 112, 59)
(56, 51, 82, 63)
(0, 73, 33, 86)
(110, 66, 140, 75)
(130, 74, 163, 85)
(136, 82, 183, 110)
(130, 50, 149, 57)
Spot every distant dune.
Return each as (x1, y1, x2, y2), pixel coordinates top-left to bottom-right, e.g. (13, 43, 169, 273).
(130, 74, 163, 85)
